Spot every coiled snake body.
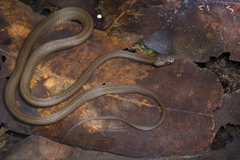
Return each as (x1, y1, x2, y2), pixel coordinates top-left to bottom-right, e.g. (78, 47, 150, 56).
(4, 7, 174, 141)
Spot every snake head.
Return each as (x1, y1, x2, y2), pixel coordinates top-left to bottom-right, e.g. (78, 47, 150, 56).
(153, 55, 175, 67)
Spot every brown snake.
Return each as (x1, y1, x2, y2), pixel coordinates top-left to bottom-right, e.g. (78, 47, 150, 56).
(4, 7, 174, 142)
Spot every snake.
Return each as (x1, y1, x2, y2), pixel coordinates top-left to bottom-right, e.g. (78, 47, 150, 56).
(4, 7, 175, 141)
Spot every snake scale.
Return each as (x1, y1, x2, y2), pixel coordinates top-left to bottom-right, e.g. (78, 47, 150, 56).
(4, 7, 174, 141)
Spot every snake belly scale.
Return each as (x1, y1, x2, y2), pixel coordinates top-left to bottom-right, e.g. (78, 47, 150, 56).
(4, 7, 174, 137)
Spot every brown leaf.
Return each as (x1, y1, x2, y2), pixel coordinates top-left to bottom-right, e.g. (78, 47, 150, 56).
(140, 1, 240, 62)
(213, 92, 240, 132)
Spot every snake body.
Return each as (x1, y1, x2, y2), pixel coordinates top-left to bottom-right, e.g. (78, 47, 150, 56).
(4, 7, 174, 134)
